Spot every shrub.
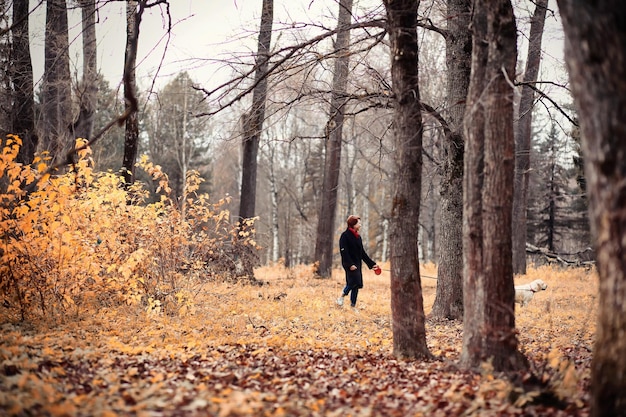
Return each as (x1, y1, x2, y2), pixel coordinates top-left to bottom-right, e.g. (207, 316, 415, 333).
(0, 136, 260, 323)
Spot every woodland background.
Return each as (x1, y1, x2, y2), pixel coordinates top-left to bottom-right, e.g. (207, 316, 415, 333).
(0, 0, 591, 269)
(1, 0, 623, 416)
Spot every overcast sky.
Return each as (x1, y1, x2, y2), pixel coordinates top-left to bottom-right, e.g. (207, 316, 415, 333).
(27, 0, 567, 107)
(28, 1, 258, 89)
(27, 0, 356, 92)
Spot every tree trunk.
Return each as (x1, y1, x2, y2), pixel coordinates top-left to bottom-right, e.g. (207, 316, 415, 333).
(41, 0, 72, 163)
(10, 0, 38, 164)
(556, 1, 626, 415)
(72, 0, 98, 141)
(461, 0, 526, 372)
(431, 0, 471, 321)
(1, 0, 11, 138)
(239, 0, 273, 220)
(268, 146, 280, 263)
(383, 0, 430, 360)
(314, 0, 353, 278)
(122, 0, 140, 187)
(512, 0, 548, 275)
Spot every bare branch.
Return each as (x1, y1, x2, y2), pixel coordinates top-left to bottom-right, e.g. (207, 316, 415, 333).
(516, 81, 578, 127)
(193, 19, 386, 117)
(417, 17, 449, 40)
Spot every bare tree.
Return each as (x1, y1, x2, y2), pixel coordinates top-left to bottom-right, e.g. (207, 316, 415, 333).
(10, 0, 37, 164)
(461, 0, 527, 371)
(383, 0, 431, 360)
(41, 0, 72, 163)
(122, 0, 140, 187)
(512, 0, 548, 274)
(556, 1, 626, 415)
(314, 0, 354, 278)
(239, 0, 273, 221)
(72, 0, 98, 141)
(267, 144, 280, 263)
(1, 0, 11, 138)
(431, 0, 472, 321)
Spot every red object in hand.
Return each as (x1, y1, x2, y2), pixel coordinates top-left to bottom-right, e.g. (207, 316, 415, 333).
(374, 266, 382, 275)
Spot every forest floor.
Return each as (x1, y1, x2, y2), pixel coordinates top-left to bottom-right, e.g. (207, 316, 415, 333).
(1, 264, 596, 416)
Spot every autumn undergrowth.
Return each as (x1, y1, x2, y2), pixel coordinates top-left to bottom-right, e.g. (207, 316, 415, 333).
(0, 137, 595, 416)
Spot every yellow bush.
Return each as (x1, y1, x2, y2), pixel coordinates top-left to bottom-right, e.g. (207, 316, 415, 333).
(0, 136, 259, 323)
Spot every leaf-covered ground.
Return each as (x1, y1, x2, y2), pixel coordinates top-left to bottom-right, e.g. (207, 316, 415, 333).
(1, 264, 596, 416)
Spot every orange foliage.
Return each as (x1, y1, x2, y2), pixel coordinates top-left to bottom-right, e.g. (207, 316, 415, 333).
(0, 262, 596, 416)
(0, 137, 257, 323)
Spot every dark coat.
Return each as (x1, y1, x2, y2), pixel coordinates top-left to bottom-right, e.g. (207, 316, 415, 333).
(339, 228, 375, 289)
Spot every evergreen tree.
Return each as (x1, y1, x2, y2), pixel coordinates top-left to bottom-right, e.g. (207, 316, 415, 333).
(528, 121, 590, 254)
(90, 75, 126, 173)
(145, 72, 212, 200)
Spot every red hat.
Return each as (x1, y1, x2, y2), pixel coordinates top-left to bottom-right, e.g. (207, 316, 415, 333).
(347, 215, 360, 228)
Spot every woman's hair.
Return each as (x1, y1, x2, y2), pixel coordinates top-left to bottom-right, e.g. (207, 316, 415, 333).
(347, 215, 360, 228)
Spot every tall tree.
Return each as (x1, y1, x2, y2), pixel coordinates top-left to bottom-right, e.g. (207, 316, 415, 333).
(239, 0, 273, 220)
(314, 0, 353, 278)
(383, 0, 430, 360)
(122, 0, 141, 187)
(556, 1, 626, 415)
(72, 0, 98, 141)
(431, 0, 472, 321)
(461, 0, 526, 371)
(41, 0, 72, 163)
(1, 0, 10, 138)
(145, 72, 211, 200)
(527, 123, 567, 252)
(512, 0, 548, 274)
(10, 0, 37, 164)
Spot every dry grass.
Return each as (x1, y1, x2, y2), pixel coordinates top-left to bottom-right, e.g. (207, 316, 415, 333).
(5, 262, 595, 362)
(116, 262, 595, 360)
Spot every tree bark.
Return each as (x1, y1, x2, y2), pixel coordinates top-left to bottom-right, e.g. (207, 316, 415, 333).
(122, 0, 140, 187)
(239, 0, 273, 220)
(383, 0, 430, 360)
(72, 0, 98, 141)
(1, 0, 12, 139)
(461, 0, 526, 372)
(431, 0, 471, 321)
(512, 0, 548, 275)
(41, 0, 72, 163)
(556, 1, 626, 415)
(268, 147, 280, 263)
(11, 0, 38, 164)
(314, 0, 353, 278)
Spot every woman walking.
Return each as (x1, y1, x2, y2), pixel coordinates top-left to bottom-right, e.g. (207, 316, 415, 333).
(337, 215, 380, 309)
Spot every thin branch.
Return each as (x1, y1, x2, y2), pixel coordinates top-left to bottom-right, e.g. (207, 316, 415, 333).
(0, 0, 45, 37)
(417, 17, 449, 40)
(193, 19, 386, 117)
(521, 82, 578, 127)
